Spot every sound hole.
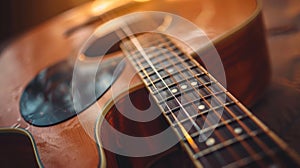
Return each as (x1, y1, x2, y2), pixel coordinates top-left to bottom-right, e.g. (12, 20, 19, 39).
(20, 56, 125, 126)
(0, 129, 41, 167)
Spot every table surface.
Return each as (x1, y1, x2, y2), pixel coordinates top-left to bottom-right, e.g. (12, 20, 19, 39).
(252, 0, 300, 154)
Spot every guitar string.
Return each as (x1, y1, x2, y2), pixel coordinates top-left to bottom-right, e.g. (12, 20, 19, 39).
(138, 33, 267, 167)
(116, 26, 202, 154)
(157, 34, 281, 165)
(134, 34, 245, 165)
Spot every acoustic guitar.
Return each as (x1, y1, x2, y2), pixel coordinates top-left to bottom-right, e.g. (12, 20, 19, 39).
(0, 0, 299, 167)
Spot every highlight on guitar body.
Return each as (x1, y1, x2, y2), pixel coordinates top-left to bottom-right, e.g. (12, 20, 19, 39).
(0, 0, 300, 167)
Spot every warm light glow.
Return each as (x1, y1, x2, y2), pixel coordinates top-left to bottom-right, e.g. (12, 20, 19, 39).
(91, 1, 111, 14)
(133, 0, 151, 2)
(91, 0, 151, 15)
(78, 54, 86, 61)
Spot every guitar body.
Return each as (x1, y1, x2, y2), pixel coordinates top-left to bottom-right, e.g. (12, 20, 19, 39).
(0, 0, 270, 167)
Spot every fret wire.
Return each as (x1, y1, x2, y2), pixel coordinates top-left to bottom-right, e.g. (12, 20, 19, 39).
(134, 55, 192, 76)
(151, 72, 207, 92)
(194, 129, 264, 158)
(136, 51, 190, 67)
(153, 79, 212, 98)
(163, 90, 225, 113)
(140, 63, 199, 81)
(142, 64, 199, 79)
(188, 114, 248, 139)
(223, 148, 281, 168)
(159, 34, 285, 166)
(156, 34, 269, 166)
(172, 102, 237, 126)
(118, 29, 202, 154)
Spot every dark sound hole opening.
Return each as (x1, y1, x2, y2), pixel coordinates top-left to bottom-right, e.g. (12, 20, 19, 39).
(20, 56, 125, 127)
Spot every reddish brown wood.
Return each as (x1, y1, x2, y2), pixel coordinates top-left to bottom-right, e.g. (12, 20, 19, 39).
(205, 13, 270, 106)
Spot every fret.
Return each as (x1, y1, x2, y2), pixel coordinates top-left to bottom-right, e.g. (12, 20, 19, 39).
(131, 47, 185, 65)
(143, 68, 168, 79)
(137, 66, 153, 74)
(194, 129, 264, 158)
(139, 63, 198, 79)
(136, 37, 174, 49)
(195, 132, 266, 168)
(223, 149, 279, 168)
(226, 103, 248, 120)
(182, 113, 260, 145)
(199, 142, 297, 168)
(153, 80, 214, 98)
(171, 108, 245, 137)
(170, 102, 241, 128)
(137, 53, 190, 68)
(152, 82, 212, 105)
(168, 104, 246, 138)
(230, 139, 300, 168)
(144, 65, 204, 85)
(137, 38, 185, 58)
(163, 91, 227, 114)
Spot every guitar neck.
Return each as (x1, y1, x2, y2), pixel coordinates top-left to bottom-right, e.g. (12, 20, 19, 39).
(120, 32, 300, 167)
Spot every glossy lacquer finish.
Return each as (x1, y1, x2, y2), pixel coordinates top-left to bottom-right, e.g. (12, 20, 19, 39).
(0, 0, 270, 167)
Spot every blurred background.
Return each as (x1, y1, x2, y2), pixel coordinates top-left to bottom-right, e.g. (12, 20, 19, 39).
(0, 0, 90, 42)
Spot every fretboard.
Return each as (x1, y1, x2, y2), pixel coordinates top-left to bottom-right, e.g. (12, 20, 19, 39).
(120, 32, 300, 167)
